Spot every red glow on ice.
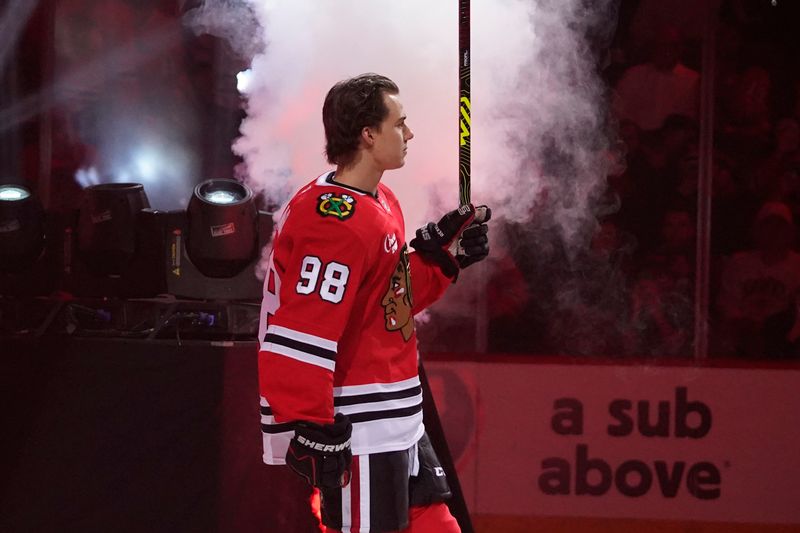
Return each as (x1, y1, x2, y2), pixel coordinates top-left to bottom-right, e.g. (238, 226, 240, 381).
(310, 488, 324, 531)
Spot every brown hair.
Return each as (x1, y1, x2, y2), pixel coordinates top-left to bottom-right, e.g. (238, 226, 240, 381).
(322, 73, 399, 167)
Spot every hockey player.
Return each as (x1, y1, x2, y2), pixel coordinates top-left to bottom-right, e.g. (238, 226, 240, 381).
(258, 73, 490, 533)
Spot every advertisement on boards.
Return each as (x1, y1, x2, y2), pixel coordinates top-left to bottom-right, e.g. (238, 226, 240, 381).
(426, 361, 800, 526)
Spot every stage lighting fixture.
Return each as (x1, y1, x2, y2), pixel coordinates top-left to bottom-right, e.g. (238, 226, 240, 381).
(77, 183, 150, 276)
(186, 179, 258, 278)
(164, 178, 271, 301)
(0, 184, 45, 272)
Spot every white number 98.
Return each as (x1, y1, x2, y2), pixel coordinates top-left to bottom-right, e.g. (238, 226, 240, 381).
(296, 256, 350, 304)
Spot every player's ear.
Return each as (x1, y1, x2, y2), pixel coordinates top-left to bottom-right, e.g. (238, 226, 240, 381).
(361, 126, 375, 147)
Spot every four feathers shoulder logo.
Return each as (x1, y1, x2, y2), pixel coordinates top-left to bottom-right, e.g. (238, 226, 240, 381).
(317, 193, 356, 221)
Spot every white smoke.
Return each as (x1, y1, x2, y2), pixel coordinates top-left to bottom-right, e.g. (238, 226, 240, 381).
(181, 0, 620, 353)
(182, 0, 263, 61)
(234, 0, 457, 231)
(218, 0, 617, 244)
(472, 0, 618, 244)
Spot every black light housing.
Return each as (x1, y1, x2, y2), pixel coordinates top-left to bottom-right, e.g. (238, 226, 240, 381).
(77, 183, 151, 276)
(0, 184, 45, 272)
(186, 179, 258, 278)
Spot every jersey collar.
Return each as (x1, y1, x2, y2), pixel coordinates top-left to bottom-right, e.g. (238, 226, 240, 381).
(317, 171, 379, 199)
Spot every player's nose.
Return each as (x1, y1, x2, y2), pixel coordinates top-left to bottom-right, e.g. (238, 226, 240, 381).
(405, 126, 414, 141)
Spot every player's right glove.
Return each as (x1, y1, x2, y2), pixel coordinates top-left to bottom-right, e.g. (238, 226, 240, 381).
(286, 413, 353, 489)
(410, 204, 492, 279)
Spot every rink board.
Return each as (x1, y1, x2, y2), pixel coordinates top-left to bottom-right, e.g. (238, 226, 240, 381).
(471, 515, 800, 533)
(424, 358, 800, 531)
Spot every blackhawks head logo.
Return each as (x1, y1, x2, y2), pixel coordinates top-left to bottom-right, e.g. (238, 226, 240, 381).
(381, 245, 414, 342)
(317, 193, 356, 220)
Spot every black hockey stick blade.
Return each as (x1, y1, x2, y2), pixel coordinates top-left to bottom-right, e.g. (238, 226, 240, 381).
(419, 363, 475, 533)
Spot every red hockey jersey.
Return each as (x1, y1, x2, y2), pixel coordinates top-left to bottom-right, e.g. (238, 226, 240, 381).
(258, 172, 451, 464)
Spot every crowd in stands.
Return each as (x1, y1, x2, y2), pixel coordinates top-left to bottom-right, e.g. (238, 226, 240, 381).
(610, 0, 799, 359)
(472, 0, 800, 359)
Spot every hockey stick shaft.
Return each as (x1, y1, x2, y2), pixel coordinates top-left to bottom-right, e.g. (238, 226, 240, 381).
(417, 6, 476, 532)
(458, 0, 471, 206)
(417, 5, 476, 532)
(419, 364, 474, 533)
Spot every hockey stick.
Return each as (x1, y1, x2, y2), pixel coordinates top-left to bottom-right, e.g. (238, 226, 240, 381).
(447, 3, 477, 529)
(458, 0, 471, 207)
(418, 5, 476, 533)
(419, 365, 474, 533)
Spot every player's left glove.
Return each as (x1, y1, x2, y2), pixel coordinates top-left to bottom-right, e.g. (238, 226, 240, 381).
(286, 413, 352, 489)
(410, 204, 491, 279)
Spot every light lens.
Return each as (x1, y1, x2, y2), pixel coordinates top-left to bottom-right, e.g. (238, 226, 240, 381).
(0, 184, 44, 273)
(187, 179, 257, 278)
(237, 69, 253, 93)
(0, 185, 30, 201)
(204, 190, 241, 205)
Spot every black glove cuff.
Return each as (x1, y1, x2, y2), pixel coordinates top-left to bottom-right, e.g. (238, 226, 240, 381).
(410, 225, 460, 279)
(294, 414, 352, 454)
(287, 413, 353, 489)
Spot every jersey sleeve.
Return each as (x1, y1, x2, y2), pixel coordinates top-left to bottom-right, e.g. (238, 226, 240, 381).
(259, 218, 367, 426)
(409, 250, 453, 313)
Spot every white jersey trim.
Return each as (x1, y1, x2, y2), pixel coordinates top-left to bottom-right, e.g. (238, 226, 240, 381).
(266, 324, 337, 352)
(261, 324, 337, 371)
(334, 375, 420, 397)
(354, 415, 425, 456)
(315, 171, 368, 196)
(260, 376, 425, 463)
(342, 473, 352, 530)
(260, 411, 424, 462)
(358, 455, 371, 532)
(261, 342, 336, 372)
(334, 393, 422, 416)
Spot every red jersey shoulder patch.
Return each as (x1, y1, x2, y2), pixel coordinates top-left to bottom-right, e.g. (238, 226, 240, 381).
(316, 192, 356, 221)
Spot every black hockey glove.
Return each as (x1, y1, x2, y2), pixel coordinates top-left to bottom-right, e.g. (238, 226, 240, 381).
(410, 204, 492, 279)
(286, 413, 352, 489)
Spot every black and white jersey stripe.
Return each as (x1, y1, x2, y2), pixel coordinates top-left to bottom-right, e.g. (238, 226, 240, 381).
(259, 396, 293, 465)
(333, 376, 424, 454)
(261, 324, 337, 372)
(259, 375, 424, 462)
(259, 376, 423, 420)
(332, 376, 422, 422)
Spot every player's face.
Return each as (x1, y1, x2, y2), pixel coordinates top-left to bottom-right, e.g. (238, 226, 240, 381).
(371, 93, 414, 170)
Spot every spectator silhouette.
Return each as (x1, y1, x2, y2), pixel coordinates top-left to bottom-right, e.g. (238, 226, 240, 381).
(612, 25, 699, 131)
(717, 201, 800, 357)
(754, 117, 800, 201)
(718, 65, 774, 170)
(628, 203, 695, 357)
(615, 115, 698, 256)
(544, 218, 634, 357)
